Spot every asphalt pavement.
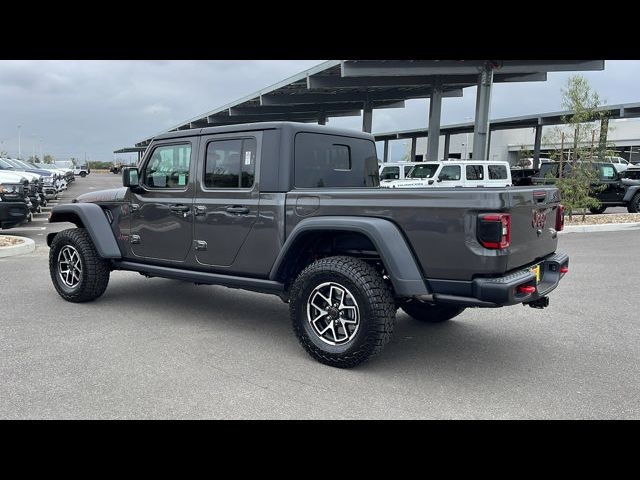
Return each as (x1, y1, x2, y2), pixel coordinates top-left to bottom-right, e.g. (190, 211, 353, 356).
(0, 174, 638, 419)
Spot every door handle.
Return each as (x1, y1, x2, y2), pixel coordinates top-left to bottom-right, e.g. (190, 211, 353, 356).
(225, 206, 250, 215)
(169, 204, 190, 213)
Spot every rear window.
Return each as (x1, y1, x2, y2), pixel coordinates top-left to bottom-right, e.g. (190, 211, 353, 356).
(294, 133, 379, 188)
(488, 164, 508, 180)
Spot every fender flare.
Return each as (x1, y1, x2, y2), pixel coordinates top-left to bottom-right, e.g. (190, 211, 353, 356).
(269, 216, 429, 297)
(47, 203, 122, 258)
(623, 185, 640, 203)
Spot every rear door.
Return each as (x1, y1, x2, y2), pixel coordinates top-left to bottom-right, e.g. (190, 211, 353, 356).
(192, 132, 261, 267)
(464, 164, 485, 187)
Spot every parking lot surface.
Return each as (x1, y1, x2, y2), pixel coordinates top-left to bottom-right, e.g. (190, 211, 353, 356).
(1, 174, 639, 419)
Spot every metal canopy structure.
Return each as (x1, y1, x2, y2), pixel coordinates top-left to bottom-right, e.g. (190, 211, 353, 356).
(121, 60, 605, 161)
(374, 102, 640, 167)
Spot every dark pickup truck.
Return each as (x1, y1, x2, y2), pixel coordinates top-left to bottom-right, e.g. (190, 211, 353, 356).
(47, 123, 568, 367)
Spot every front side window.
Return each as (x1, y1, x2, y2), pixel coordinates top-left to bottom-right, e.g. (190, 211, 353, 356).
(408, 164, 439, 179)
(488, 164, 508, 180)
(205, 138, 256, 189)
(143, 143, 191, 189)
(380, 166, 400, 180)
(466, 164, 484, 180)
(439, 165, 461, 181)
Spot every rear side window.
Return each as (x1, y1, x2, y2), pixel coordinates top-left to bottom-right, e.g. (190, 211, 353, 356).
(205, 138, 256, 189)
(488, 164, 508, 180)
(439, 165, 461, 181)
(380, 166, 400, 180)
(295, 133, 379, 188)
(466, 164, 484, 180)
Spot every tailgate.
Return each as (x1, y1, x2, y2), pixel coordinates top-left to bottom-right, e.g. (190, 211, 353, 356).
(506, 186, 561, 271)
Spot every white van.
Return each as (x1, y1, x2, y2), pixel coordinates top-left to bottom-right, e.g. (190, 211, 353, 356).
(380, 161, 512, 188)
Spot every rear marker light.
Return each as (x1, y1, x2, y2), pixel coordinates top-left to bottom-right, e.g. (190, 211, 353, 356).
(517, 286, 536, 294)
(560, 266, 569, 274)
(556, 204, 565, 231)
(478, 213, 511, 249)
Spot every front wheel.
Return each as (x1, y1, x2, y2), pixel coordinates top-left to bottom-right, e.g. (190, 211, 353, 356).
(49, 228, 110, 302)
(80, 172, 87, 178)
(400, 299, 465, 323)
(627, 193, 640, 213)
(289, 256, 396, 368)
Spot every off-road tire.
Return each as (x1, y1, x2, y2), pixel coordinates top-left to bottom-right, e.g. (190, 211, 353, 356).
(400, 299, 465, 323)
(49, 228, 110, 303)
(589, 205, 607, 214)
(80, 172, 87, 178)
(627, 193, 640, 213)
(289, 256, 396, 368)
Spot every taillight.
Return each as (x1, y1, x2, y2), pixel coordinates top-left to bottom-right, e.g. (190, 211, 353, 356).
(556, 204, 564, 231)
(477, 213, 511, 249)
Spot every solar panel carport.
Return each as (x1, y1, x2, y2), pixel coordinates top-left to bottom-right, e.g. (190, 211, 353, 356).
(117, 60, 605, 162)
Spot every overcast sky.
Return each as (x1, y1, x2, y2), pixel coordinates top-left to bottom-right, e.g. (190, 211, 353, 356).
(0, 60, 638, 162)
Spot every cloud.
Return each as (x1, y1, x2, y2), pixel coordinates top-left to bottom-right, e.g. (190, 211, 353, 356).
(0, 60, 637, 161)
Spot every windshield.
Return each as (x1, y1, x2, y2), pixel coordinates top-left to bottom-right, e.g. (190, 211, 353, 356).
(0, 158, 16, 169)
(13, 159, 35, 169)
(407, 163, 439, 179)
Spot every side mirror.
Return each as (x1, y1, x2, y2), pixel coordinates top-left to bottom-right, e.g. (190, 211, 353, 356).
(437, 177, 443, 183)
(428, 179, 435, 185)
(123, 167, 141, 190)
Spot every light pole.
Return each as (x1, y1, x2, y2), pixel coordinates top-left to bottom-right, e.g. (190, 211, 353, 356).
(465, 116, 473, 159)
(32, 133, 36, 160)
(17, 124, 22, 159)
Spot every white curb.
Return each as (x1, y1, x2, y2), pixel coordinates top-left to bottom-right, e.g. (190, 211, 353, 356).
(560, 222, 640, 234)
(0, 236, 36, 258)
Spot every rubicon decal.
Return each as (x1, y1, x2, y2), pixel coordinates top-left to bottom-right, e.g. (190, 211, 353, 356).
(532, 208, 550, 229)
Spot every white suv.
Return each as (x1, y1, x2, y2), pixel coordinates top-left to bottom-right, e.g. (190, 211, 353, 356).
(380, 160, 512, 188)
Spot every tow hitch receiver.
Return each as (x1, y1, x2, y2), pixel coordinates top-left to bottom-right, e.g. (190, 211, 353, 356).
(525, 296, 550, 309)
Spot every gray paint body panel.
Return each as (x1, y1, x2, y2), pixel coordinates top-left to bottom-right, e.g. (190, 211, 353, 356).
(270, 216, 428, 296)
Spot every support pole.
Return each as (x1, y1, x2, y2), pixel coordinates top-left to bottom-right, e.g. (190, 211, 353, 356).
(533, 124, 543, 169)
(362, 102, 373, 133)
(383, 140, 389, 163)
(410, 138, 417, 162)
(318, 113, 327, 125)
(443, 134, 451, 160)
(472, 62, 494, 161)
(426, 80, 443, 161)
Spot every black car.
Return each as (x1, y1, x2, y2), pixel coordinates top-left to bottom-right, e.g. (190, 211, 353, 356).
(532, 161, 640, 214)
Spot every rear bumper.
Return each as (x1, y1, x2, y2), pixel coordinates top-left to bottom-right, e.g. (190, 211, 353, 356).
(427, 251, 569, 307)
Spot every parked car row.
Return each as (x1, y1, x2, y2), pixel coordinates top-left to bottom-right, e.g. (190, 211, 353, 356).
(0, 158, 81, 230)
(379, 160, 512, 188)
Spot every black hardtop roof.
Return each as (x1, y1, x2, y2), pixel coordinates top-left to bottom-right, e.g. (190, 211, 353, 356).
(153, 121, 375, 142)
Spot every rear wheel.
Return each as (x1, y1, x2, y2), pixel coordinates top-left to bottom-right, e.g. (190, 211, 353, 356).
(589, 205, 607, 214)
(400, 299, 465, 323)
(49, 228, 110, 302)
(80, 172, 87, 178)
(627, 193, 640, 213)
(289, 256, 396, 368)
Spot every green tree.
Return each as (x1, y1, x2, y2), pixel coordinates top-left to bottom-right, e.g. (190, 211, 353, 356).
(542, 75, 613, 221)
(43, 154, 55, 164)
(70, 158, 78, 167)
(516, 145, 533, 168)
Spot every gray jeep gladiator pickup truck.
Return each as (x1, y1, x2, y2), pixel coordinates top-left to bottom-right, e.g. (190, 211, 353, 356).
(47, 122, 569, 368)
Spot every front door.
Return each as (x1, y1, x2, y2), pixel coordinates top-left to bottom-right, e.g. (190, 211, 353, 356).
(597, 163, 626, 203)
(193, 132, 261, 268)
(130, 140, 196, 262)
